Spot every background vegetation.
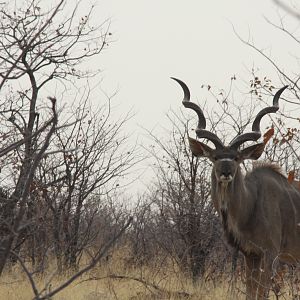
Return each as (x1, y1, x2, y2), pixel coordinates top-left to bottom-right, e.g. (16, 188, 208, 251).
(0, 0, 299, 299)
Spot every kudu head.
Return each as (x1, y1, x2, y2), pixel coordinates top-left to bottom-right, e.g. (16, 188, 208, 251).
(171, 77, 288, 183)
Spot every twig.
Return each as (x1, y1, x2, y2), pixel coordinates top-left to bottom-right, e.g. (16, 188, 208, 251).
(36, 216, 133, 300)
(77, 274, 191, 298)
(273, 0, 300, 20)
(10, 251, 39, 299)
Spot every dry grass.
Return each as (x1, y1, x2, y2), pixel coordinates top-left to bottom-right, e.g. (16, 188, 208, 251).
(0, 251, 289, 299)
(0, 271, 242, 300)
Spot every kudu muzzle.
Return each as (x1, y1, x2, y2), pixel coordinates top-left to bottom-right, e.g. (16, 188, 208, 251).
(217, 159, 236, 182)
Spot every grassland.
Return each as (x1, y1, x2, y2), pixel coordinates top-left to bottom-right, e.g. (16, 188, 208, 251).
(0, 251, 292, 300)
(0, 271, 243, 299)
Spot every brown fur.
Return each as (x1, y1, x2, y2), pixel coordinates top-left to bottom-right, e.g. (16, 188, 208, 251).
(174, 77, 290, 299)
(190, 138, 300, 299)
(252, 161, 285, 176)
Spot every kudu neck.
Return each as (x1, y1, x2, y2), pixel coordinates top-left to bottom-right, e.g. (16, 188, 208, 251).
(211, 166, 255, 224)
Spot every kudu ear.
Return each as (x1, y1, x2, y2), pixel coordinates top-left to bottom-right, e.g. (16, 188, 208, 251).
(239, 142, 265, 160)
(188, 137, 214, 158)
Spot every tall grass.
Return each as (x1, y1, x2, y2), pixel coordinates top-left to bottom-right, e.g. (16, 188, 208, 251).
(0, 249, 291, 299)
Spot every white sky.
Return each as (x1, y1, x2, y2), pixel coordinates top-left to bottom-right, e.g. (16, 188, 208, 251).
(11, 0, 294, 193)
(90, 0, 298, 192)
(97, 0, 295, 130)
(1, 0, 298, 196)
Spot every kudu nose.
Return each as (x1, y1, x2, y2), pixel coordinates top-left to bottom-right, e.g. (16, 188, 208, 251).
(221, 171, 231, 178)
(219, 166, 233, 182)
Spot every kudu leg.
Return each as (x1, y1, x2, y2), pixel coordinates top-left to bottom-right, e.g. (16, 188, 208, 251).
(245, 254, 272, 300)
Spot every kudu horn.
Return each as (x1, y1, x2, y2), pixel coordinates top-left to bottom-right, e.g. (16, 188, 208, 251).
(171, 77, 224, 149)
(172, 77, 288, 149)
(229, 85, 288, 149)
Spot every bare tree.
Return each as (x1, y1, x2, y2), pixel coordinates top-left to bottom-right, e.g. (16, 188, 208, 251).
(0, 0, 137, 282)
(31, 97, 137, 271)
(0, 1, 139, 299)
(144, 109, 226, 281)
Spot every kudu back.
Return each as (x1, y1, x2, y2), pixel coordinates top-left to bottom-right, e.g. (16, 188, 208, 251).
(172, 77, 300, 300)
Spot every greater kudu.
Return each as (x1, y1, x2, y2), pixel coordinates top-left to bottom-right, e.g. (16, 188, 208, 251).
(172, 78, 300, 300)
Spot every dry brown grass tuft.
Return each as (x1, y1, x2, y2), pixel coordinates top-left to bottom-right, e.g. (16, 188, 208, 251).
(0, 271, 241, 300)
(0, 251, 285, 299)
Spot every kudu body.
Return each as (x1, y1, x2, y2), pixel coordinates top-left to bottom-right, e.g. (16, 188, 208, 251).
(172, 78, 300, 300)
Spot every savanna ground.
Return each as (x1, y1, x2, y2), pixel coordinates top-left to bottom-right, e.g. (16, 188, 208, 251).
(0, 1, 299, 300)
(0, 248, 298, 300)
(0, 260, 241, 299)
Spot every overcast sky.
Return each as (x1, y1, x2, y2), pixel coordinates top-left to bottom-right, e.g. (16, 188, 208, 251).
(96, 1, 296, 130)
(17, 0, 294, 193)
(84, 0, 299, 192)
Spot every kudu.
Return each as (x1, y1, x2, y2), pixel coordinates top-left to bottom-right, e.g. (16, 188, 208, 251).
(172, 77, 300, 300)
